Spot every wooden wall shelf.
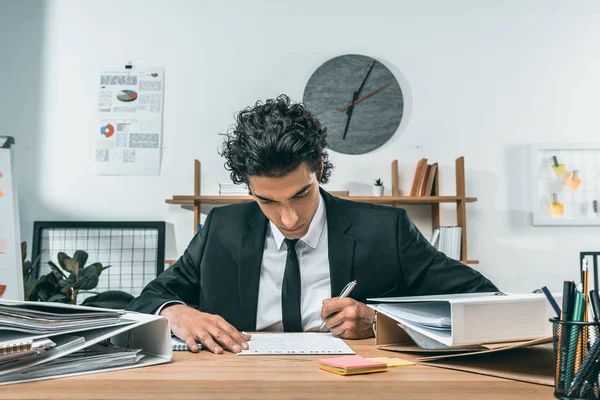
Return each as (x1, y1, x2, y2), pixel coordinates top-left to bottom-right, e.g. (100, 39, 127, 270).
(166, 157, 479, 265)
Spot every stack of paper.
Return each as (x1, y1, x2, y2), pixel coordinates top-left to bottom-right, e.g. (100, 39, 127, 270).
(318, 355, 387, 376)
(0, 302, 123, 334)
(1, 344, 143, 381)
(0, 300, 172, 386)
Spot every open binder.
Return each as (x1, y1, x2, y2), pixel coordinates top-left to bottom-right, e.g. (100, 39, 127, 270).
(369, 293, 559, 386)
(0, 300, 172, 385)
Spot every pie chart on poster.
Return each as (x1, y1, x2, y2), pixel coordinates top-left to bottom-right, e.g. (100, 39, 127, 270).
(117, 90, 138, 102)
(100, 123, 115, 138)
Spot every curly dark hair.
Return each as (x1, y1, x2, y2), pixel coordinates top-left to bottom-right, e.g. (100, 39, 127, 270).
(219, 94, 333, 185)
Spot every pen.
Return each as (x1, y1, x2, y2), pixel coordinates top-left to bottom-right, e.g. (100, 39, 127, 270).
(559, 280, 575, 392)
(590, 290, 600, 323)
(541, 286, 561, 317)
(319, 280, 358, 330)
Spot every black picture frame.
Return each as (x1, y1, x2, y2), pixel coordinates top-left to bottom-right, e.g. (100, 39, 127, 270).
(31, 221, 165, 282)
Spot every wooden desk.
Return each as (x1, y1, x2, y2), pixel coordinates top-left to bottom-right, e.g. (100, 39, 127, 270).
(0, 339, 553, 400)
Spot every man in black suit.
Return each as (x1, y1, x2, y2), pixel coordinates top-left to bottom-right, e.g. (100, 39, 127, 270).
(127, 95, 498, 354)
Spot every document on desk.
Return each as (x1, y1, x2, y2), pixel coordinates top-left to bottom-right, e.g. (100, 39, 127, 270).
(237, 333, 355, 356)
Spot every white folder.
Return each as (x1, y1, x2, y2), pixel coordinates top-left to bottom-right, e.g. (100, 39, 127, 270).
(368, 293, 559, 347)
(0, 300, 172, 385)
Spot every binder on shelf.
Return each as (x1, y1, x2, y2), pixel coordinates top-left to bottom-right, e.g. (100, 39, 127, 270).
(0, 300, 171, 386)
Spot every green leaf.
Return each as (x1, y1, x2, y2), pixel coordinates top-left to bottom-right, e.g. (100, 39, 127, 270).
(73, 276, 99, 291)
(57, 252, 79, 278)
(47, 261, 67, 280)
(34, 280, 63, 302)
(21, 242, 27, 263)
(47, 293, 70, 303)
(81, 291, 134, 309)
(59, 273, 76, 288)
(72, 250, 89, 272)
(24, 279, 41, 300)
(22, 260, 33, 275)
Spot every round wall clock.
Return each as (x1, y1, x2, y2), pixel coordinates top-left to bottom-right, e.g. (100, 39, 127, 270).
(302, 54, 404, 155)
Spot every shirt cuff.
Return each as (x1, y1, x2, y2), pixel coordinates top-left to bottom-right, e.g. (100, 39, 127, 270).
(155, 301, 185, 315)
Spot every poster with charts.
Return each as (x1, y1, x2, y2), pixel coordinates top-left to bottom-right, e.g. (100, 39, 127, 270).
(96, 67, 164, 175)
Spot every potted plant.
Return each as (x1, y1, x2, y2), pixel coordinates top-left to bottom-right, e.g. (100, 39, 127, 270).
(22, 245, 134, 309)
(373, 178, 384, 196)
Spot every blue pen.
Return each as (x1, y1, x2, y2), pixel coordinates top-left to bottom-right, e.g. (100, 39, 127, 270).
(542, 286, 561, 317)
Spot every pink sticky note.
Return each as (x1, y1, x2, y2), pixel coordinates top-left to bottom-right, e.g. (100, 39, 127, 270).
(0, 171, 3, 177)
(0, 238, 6, 254)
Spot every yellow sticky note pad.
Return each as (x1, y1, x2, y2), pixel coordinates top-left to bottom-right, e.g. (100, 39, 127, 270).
(366, 357, 415, 367)
(0, 188, 3, 198)
(552, 164, 568, 175)
(549, 201, 564, 216)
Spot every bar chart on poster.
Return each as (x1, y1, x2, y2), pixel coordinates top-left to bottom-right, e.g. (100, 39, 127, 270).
(0, 136, 24, 300)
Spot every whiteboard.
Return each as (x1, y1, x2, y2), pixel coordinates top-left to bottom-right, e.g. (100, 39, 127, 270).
(0, 136, 24, 300)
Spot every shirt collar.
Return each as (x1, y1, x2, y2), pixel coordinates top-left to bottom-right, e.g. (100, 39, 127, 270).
(270, 192, 326, 251)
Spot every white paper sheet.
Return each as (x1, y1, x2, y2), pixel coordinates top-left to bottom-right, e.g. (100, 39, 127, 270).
(237, 333, 355, 356)
(96, 67, 164, 175)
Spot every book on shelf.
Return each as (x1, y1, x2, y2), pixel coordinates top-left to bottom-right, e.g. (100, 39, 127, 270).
(410, 159, 438, 197)
(423, 163, 438, 196)
(430, 226, 462, 261)
(410, 158, 428, 196)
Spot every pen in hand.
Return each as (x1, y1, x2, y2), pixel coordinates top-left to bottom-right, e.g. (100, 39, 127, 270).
(319, 280, 358, 330)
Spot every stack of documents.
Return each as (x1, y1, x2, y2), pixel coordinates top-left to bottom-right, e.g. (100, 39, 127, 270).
(2, 344, 143, 382)
(0, 302, 123, 335)
(0, 300, 171, 385)
(369, 293, 558, 349)
(218, 183, 247, 196)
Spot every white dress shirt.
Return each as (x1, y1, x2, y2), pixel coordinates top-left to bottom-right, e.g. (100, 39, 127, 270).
(255, 193, 331, 331)
(158, 194, 332, 332)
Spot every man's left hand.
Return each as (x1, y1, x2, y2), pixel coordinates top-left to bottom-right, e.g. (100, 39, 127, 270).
(321, 298, 375, 339)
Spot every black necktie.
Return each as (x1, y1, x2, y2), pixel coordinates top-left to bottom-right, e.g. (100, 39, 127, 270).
(282, 238, 303, 332)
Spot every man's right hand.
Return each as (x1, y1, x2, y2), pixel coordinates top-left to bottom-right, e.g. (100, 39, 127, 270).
(160, 304, 250, 354)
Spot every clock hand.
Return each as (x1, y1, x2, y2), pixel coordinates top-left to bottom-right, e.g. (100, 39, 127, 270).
(341, 92, 358, 140)
(342, 61, 376, 140)
(337, 82, 392, 112)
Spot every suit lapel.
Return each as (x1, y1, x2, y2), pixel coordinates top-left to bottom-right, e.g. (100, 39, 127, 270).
(321, 189, 355, 297)
(237, 206, 268, 331)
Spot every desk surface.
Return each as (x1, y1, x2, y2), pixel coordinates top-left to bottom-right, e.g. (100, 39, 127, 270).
(0, 339, 553, 400)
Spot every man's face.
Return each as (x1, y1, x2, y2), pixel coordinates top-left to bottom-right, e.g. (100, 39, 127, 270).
(248, 162, 321, 240)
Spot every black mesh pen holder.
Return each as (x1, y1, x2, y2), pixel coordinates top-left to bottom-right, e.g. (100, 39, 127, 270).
(551, 318, 600, 399)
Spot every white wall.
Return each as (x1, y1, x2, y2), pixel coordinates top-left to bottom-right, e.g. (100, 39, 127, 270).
(3, 0, 600, 293)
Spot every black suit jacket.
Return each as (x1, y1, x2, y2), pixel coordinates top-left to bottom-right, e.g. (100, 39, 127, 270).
(127, 189, 498, 330)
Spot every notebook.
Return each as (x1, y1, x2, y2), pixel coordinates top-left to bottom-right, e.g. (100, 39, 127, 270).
(318, 355, 387, 376)
(171, 336, 203, 352)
